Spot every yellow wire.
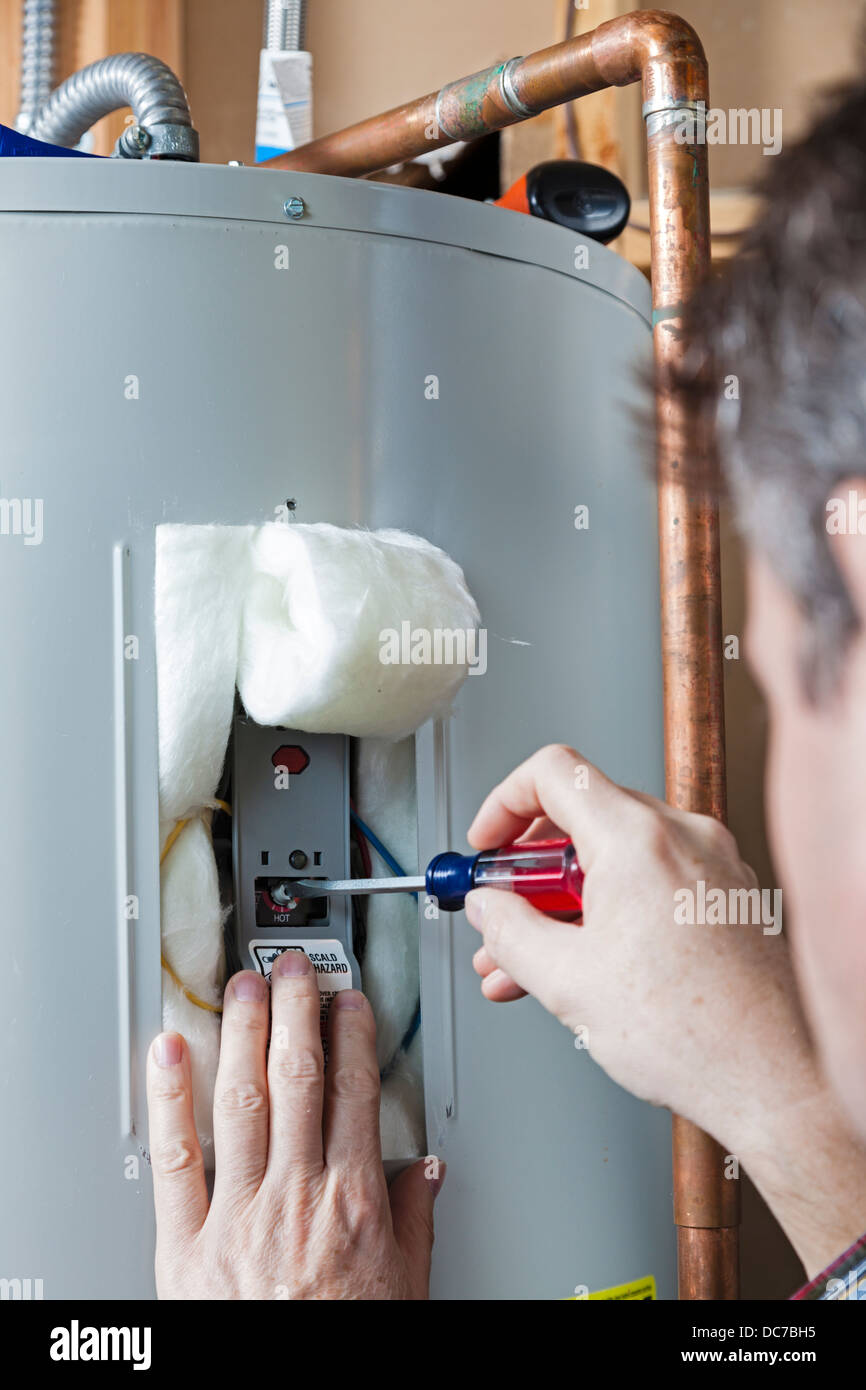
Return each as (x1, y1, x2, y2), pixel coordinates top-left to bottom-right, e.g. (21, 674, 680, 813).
(158, 800, 234, 1016)
(159, 817, 190, 865)
(160, 951, 223, 1015)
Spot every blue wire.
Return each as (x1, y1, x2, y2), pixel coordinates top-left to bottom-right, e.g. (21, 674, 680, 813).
(350, 808, 421, 1061)
(401, 1005, 422, 1048)
(350, 809, 418, 899)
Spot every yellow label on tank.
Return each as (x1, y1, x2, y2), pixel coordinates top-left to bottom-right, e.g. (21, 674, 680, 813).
(569, 1275, 656, 1300)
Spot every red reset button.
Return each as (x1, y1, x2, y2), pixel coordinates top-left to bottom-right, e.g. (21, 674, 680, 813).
(272, 745, 310, 775)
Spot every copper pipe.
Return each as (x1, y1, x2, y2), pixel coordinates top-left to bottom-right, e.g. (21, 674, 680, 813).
(266, 11, 738, 1300)
(263, 11, 712, 178)
(644, 36, 741, 1299)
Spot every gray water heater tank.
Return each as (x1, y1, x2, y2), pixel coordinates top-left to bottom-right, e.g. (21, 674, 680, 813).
(0, 159, 674, 1301)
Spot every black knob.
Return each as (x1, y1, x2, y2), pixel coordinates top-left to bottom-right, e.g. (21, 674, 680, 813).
(526, 160, 631, 244)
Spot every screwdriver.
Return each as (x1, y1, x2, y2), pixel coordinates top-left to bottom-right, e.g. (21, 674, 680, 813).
(291, 836, 584, 920)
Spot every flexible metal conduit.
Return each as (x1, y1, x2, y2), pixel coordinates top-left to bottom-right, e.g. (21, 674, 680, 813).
(28, 51, 193, 149)
(265, 9, 736, 1301)
(265, 0, 306, 52)
(14, 0, 56, 133)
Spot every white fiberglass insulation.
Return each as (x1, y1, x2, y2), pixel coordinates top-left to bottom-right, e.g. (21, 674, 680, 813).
(155, 521, 479, 1164)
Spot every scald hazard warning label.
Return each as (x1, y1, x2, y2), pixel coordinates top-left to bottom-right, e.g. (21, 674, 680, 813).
(248, 939, 354, 1061)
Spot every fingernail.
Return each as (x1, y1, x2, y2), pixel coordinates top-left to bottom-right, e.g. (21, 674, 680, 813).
(232, 971, 268, 1001)
(272, 949, 310, 978)
(464, 890, 485, 928)
(153, 1032, 182, 1068)
(333, 989, 365, 1011)
(427, 1159, 447, 1199)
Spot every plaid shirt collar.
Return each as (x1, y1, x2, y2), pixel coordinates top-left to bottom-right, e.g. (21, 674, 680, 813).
(791, 1231, 866, 1300)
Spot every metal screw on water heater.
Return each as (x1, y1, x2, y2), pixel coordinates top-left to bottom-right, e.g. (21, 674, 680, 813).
(272, 883, 300, 907)
(122, 124, 151, 153)
(283, 196, 306, 220)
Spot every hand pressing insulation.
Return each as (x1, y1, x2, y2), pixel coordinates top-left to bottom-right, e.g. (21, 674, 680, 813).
(146, 952, 442, 1299)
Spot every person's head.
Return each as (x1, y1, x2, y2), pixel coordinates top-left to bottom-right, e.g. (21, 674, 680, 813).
(676, 75, 866, 1137)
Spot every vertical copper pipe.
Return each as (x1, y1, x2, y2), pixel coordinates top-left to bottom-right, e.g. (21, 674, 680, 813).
(646, 88, 741, 1299)
(266, 11, 738, 1299)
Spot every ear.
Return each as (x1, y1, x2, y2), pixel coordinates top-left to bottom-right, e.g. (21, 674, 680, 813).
(744, 549, 803, 704)
(824, 477, 866, 625)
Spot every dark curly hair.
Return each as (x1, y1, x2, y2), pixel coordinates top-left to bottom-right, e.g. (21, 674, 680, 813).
(669, 73, 866, 698)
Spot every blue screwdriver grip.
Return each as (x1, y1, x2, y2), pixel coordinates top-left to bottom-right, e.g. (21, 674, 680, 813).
(426, 850, 480, 911)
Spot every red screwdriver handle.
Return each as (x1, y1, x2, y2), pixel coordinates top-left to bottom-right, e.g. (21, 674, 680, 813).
(472, 836, 583, 920)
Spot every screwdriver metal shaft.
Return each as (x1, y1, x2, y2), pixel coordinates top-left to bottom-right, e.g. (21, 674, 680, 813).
(291, 875, 425, 898)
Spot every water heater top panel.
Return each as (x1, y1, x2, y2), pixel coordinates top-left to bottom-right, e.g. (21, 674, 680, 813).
(0, 158, 651, 327)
